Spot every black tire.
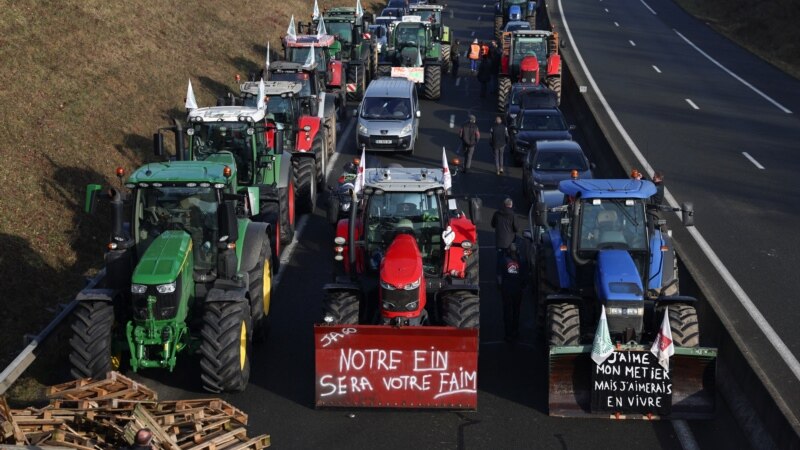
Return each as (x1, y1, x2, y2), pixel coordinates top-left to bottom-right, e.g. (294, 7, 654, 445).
(441, 290, 480, 328)
(423, 64, 442, 100)
(546, 74, 562, 105)
(441, 44, 452, 74)
(199, 301, 252, 393)
(465, 245, 480, 285)
(323, 290, 360, 325)
(347, 64, 366, 101)
(659, 304, 700, 347)
(69, 301, 115, 380)
(293, 156, 317, 214)
(494, 16, 503, 41)
(497, 77, 511, 112)
(377, 64, 391, 78)
(279, 181, 295, 245)
(247, 236, 273, 341)
(326, 193, 340, 226)
(326, 114, 337, 156)
(547, 302, 581, 346)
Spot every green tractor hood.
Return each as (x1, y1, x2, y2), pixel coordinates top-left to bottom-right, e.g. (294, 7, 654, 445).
(132, 231, 192, 285)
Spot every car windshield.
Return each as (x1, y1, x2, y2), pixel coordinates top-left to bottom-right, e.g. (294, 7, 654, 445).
(534, 150, 587, 172)
(328, 22, 353, 44)
(514, 37, 547, 63)
(135, 186, 219, 270)
(365, 191, 443, 274)
(578, 199, 647, 251)
(269, 72, 313, 97)
(518, 111, 567, 131)
(361, 97, 412, 120)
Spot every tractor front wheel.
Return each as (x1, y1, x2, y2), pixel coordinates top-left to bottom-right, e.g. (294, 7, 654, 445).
(279, 181, 296, 245)
(465, 245, 480, 285)
(441, 44, 452, 74)
(322, 290, 360, 325)
(377, 64, 391, 78)
(69, 301, 115, 380)
(248, 236, 274, 342)
(423, 64, 442, 100)
(325, 113, 337, 155)
(547, 302, 581, 346)
(293, 156, 317, 214)
(497, 77, 512, 112)
(441, 290, 480, 328)
(546, 73, 562, 105)
(200, 301, 252, 393)
(659, 304, 700, 347)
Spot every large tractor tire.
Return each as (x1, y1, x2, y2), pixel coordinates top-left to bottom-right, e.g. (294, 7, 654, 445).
(248, 237, 273, 341)
(199, 301, 252, 393)
(659, 304, 700, 347)
(497, 76, 512, 112)
(69, 301, 115, 380)
(322, 290, 360, 325)
(377, 64, 392, 78)
(546, 73, 562, 105)
(423, 64, 442, 100)
(325, 114, 337, 156)
(441, 44, 452, 74)
(465, 245, 480, 285)
(441, 290, 480, 328)
(494, 16, 503, 41)
(547, 302, 581, 346)
(293, 156, 317, 214)
(347, 64, 366, 101)
(278, 181, 295, 245)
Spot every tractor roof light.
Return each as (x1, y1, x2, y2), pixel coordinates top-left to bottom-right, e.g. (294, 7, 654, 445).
(235, 74, 241, 82)
(115, 167, 125, 178)
(186, 128, 195, 135)
(223, 166, 232, 178)
(461, 241, 473, 249)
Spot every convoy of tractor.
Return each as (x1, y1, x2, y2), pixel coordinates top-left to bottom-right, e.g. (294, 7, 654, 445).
(37, 0, 717, 426)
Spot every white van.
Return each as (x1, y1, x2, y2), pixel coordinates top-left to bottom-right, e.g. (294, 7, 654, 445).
(356, 78, 420, 154)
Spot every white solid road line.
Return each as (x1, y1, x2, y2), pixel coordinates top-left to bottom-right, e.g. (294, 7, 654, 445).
(674, 29, 792, 114)
(449, 114, 456, 128)
(742, 152, 765, 169)
(273, 117, 354, 286)
(639, 0, 658, 15)
(652, 65, 661, 73)
(558, 0, 800, 443)
(685, 98, 699, 110)
(629, 40, 636, 47)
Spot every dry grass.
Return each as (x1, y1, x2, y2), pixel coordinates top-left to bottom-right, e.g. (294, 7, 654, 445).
(673, 0, 800, 80)
(0, 0, 383, 367)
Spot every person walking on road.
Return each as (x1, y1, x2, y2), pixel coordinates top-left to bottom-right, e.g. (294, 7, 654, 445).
(489, 115, 509, 175)
(477, 55, 493, 98)
(469, 39, 481, 74)
(490, 40, 501, 93)
(499, 242, 526, 342)
(451, 39, 461, 77)
(492, 197, 520, 283)
(459, 114, 480, 173)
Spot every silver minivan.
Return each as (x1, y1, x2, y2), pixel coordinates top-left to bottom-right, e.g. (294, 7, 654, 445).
(356, 77, 420, 154)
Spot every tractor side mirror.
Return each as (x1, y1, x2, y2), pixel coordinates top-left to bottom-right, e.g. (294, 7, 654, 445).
(534, 201, 547, 226)
(469, 197, 482, 225)
(681, 202, 694, 227)
(85, 184, 103, 214)
(218, 200, 239, 247)
(153, 132, 165, 157)
(246, 186, 260, 216)
(274, 127, 285, 154)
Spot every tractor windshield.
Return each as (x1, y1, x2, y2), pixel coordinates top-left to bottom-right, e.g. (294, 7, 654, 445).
(328, 21, 354, 54)
(269, 72, 313, 97)
(288, 46, 326, 66)
(577, 198, 647, 251)
(414, 10, 440, 23)
(134, 186, 220, 271)
(394, 24, 425, 47)
(189, 123, 258, 184)
(265, 96, 296, 126)
(364, 191, 443, 275)
(513, 37, 546, 64)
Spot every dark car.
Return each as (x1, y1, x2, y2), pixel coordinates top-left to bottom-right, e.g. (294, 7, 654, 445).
(386, 0, 410, 15)
(509, 107, 574, 165)
(504, 84, 558, 125)
(521, 140, 593, 203)
(380, 7, 406, 18)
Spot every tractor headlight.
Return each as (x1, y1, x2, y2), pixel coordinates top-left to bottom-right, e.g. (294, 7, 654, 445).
(398, 123, 413, 137)
(404, 278, 421, 290)
(405, 300, 419, 311)
(380, 280, 397, 290)
(461, 241, 473, 249)
(131, 284, 147, 294)
(156, 282, 177, 294)
(358, 123, 369, 135)
(382, 301, 396, 310)
(607, 306, 644, 316)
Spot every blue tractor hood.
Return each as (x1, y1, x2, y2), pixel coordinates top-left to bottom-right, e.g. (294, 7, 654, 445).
(595, 250, 643, 302)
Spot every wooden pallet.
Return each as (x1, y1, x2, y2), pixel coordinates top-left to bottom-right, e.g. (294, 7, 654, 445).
(46, 372, 157, 409)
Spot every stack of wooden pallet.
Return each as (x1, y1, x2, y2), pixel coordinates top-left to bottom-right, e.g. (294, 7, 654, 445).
(0, 372, 270, 449)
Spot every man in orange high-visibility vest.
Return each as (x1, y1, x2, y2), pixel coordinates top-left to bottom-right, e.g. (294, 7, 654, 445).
(469, 38, 481, 74)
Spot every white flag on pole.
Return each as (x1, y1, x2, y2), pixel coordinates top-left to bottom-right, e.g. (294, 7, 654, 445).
(303, 44, 316, 68)
(287, 15, 297, 39)
(185, 80, 198, 111)
(650, 307, 675, 371)
(591, 306, 615, 366)
(265, 42, 271, 72)
(353, 148, 366, 194)
(442, 147, 452, 191)
(317, 15, 327, 36)
(312, 0, 321, 20)
(356, 0, 364, 18)
(256, 78, 266, 110)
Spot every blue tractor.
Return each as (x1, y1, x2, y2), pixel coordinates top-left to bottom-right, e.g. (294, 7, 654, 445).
(494, 0, 537, 40)
(531, 179, 716, 418)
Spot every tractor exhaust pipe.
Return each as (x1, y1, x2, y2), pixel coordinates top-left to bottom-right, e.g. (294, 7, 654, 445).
(570, 200, 590, 266)
(109, 188, 125, 242)
(173, 118, 185, 161)
(348, 187, 358, 280)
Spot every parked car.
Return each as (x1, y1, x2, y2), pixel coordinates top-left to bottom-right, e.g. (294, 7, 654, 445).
(521, 140, 593, 203)
(356, 77, 420, 154)
(504, 84, 557, 125)
(509, 107, 575, 165)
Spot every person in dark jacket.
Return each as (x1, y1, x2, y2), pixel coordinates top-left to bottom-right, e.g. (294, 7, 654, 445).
(458, 114, 480, 172)
(477, 55, 493, 97)
(492, 197, 519, 283)
(651, 171, 665, 206)
(499, 242, 527, 342)
(451, 40, 461, 77)
(489, 115, 508, 175)
(490, 40, 501, 92)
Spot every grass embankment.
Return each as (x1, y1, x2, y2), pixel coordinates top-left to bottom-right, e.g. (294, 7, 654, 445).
(0, 0, 382, 372)
(673, 0, 800, 80)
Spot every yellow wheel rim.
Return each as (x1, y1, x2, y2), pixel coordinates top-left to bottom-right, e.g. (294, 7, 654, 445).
(110, 354, 121, 371)
(262, 259, 272, 315)
(239, 320, 247, 370)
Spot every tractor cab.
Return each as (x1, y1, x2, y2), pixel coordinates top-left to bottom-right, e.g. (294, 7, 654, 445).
(408, 5, 448, 42)
(283, 34, 334, 70)
(319, 7, 367, 58)
(503, 30, 551, 79)
(240, 81, 303, 147)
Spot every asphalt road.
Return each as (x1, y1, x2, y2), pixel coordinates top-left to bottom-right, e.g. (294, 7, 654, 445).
(104, 0, 764, 448)
(553, 0, 800, 431)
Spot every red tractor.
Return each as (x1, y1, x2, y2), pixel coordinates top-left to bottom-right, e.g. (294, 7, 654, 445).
(280, 33, 347, 118)
(498, 29, 561, 111)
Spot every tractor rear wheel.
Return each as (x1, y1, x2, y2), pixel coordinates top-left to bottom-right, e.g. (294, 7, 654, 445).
(659, 304, 700, 347)
(494, 16, 503, 41)
(377, 64, 391, 78)
(248, 237, 273, 342)
(497, 77, 511, 112)
(547, 303, 581, 346)
(423, 64, 442, 100)
(441, 44, 452, 74)
(347, 64, 366, 101)
(441, 290, 480, 328)
(465, 245, 480, 285)
(69, 301, 115, 380)
(293, 156, 317, 214)
(326, 113, 337, 156)
(546, 74, 562, 105)
(279, 181, 295, 245)
(200, 301, 252, 393)
(322, 290, 360, 325)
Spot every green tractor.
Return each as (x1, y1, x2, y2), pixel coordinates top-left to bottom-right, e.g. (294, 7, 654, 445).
(69, 146, 275, 393)
(377, 17, 444, 100)
(316, 6, 377, 101)
(408, 4, 452, 73)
